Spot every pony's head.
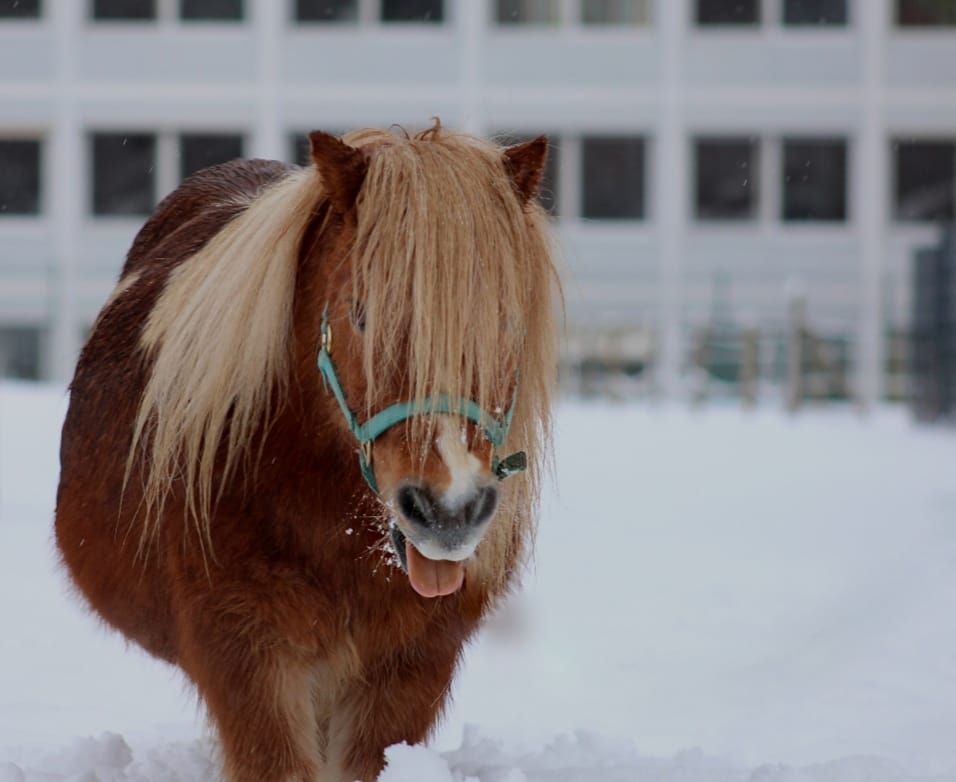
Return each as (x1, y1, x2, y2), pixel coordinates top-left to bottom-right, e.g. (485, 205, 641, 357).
(131, 122, 559, 598)
(306, 125, 559, 597)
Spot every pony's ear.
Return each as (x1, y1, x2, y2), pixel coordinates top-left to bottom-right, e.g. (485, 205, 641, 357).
(503, 135, 548, 207)
(309, 131, 368, 215)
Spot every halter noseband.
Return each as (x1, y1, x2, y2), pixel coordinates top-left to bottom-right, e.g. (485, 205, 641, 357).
(316, 307, 527, 495)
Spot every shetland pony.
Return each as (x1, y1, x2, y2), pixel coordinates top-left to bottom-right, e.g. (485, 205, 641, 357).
(55, 124, 558, 782)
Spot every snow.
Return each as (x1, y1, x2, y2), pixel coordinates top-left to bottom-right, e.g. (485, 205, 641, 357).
(1, 380, 955, 781)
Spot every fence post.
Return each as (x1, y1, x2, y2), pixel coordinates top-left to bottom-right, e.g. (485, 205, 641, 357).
(786, 293, 806, 413)
(740, 327, 759, 409)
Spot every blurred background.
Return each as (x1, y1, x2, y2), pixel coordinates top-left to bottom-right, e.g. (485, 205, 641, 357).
(1, 0, 955, 418)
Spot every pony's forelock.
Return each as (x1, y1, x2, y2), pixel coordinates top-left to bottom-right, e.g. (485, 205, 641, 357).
(343, 126, 560, 584)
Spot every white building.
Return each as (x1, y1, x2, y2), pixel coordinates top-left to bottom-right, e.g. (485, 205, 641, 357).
(1, 0, 955, 406)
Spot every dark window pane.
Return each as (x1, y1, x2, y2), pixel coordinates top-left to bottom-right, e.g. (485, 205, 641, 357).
(784, 0, 847, 25)
(697, 0, 759, 24)
(92, 133, 155, 216)
(696, 138, 758, 220)
(581, 0, 650, 24)
(0, 327, 42, 380)
(582, 137, 644, 220)
(0, 139, 41, 215)
(93, 0, 155, 19)
(180, 133, 244, 180)
(295, 0, 356, 21)
(180, 0, 242, 20)
(0, 0, 40, 18)
(497, 0, 559, 23)
(783, 139, 847, 222)
(897, 0, 956, 25)
(382, 0, 442, 22)
(895, 141, 955, 221)
(291, 133, 312, 167)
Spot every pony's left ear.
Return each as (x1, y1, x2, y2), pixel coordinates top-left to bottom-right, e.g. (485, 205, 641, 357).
(503, 136, 548, 207)
(309, 131, 368, 215)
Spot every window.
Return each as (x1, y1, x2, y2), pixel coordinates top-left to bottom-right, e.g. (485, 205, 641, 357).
(782, 138, 847, 222)
(582, 137, 644, 220)
(784, 0, 847, 25)
(295, 0, 357, 22)
(92, 0, 155, 19)
(381, 0, 442, 22)
(0, 139, 41, 216)
(894, 141, 955, 221)
(180, 133, 244, 181)
(91, 132, 156, 216)
(0, 327, 42, 380)
(897, 0, 956, 26)
(582, 0, 650, 24)
(291, 132, 314, 167)
(0, 0, 40, 18)
(180, 0, 242, 20)
(695, 137, 759, 220)
(696, 0, 759, 25)
(497, 0, 559, 24)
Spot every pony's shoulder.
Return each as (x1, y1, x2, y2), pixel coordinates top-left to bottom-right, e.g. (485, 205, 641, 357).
(122, 158, 297, 278)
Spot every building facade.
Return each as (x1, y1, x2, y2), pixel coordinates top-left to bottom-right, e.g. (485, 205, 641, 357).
(1, 0, 955, 405)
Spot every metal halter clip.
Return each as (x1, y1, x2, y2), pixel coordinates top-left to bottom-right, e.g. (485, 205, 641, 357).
(493, 450, 527, 480)
(361, 440, 372, 468)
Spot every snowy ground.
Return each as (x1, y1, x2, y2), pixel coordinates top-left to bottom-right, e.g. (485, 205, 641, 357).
(1, 380, 955, 781)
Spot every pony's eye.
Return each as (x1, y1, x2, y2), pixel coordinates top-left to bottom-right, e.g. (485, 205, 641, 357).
(349, 303, 367, 333)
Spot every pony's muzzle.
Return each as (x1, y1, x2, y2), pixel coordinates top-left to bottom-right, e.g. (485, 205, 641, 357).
(391, 482, 498, 598)
(396, 483, 497, 548)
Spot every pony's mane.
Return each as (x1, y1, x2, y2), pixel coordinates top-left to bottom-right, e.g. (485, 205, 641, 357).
(129, 167, 322, 551)
(131, 125, 559, 565)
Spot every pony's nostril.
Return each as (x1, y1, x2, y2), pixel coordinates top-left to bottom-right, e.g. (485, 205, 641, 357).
(464, 485, 498, 527)
(397, 485, 437, 528)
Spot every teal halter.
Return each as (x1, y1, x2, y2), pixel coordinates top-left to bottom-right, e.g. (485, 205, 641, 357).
(317, 307, 527, 495)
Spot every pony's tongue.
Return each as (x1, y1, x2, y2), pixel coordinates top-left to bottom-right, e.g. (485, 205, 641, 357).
(405, 541, 465, 598)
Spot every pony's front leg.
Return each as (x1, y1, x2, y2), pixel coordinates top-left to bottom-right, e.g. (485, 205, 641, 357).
(176, 597, 325, 782)
(323, 640, 462, 782)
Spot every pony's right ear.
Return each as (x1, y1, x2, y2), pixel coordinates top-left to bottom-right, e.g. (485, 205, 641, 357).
(309, 131, 368, 215)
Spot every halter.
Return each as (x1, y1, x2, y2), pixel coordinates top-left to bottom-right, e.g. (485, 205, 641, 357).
(316, 307, 527, 495)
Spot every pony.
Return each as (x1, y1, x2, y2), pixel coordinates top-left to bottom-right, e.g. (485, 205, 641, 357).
(55, 122, 559, 782)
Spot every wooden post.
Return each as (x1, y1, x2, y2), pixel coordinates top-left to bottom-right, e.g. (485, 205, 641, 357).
(740, 327, 759, 408)
(786, 293, 807, 413)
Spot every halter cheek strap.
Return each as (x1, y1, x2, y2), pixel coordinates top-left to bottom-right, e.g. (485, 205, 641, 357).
(316, 307, 527, 495)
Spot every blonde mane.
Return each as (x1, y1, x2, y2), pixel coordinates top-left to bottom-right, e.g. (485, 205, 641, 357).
(129, 167, 322, 551)
(131, 125, 560, 565)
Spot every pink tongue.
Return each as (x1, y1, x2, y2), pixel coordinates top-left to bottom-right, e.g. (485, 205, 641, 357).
(405, 541, 465, 598)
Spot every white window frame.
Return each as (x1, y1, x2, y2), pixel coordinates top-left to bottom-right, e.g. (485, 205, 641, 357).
(88, 128, 248, 219)
(492, 0, 653, 27)
(88, 0, 246, 25)
(290, 0, 450, 27)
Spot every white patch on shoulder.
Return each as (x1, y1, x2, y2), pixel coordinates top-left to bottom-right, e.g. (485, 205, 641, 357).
(435, 417, 482, 511)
